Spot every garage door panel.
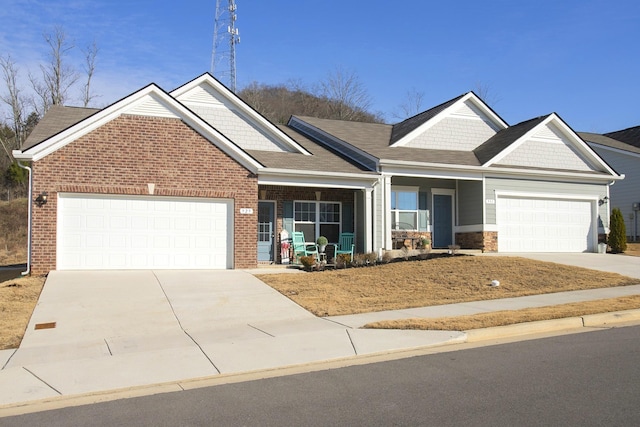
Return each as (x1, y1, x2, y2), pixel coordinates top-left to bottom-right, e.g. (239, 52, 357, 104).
(497, 196, 595, 253)
(58, 194, 232, 270)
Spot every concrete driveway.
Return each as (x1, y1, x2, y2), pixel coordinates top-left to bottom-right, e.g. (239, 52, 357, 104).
(0, 270, 461, 404)
(481, 252, 640, 279)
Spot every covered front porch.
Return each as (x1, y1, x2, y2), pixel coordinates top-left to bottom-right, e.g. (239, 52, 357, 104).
(378, 175, 495, 252)
(256, 182, 377, 265)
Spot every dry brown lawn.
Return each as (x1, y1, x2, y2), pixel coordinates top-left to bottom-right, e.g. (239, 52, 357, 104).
(364, 295, 640, 331)
(625, 242, 640, 257)
(0, 276, 45, 350)
(257, 255, 639, 317)
(0, 198, 28, 266)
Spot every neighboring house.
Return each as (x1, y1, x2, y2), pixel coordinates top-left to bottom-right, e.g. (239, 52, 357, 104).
(580, 129, 640, 241)
(14, 73, 621, 275)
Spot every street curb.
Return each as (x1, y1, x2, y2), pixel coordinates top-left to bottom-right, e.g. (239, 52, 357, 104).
(582, 309, 640, 327)
(464, 317, 585, 342)
(465, 309, 640, 342)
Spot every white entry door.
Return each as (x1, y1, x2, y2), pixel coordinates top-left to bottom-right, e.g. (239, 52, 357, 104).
(57, 193, 233, 269)
(497, 196, 595, 252)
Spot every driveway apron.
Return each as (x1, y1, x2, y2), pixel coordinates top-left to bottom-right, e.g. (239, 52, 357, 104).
(0, 270, 464, 404)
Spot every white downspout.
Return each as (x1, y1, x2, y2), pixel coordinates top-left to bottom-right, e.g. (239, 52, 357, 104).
(16, 160, 31, 276)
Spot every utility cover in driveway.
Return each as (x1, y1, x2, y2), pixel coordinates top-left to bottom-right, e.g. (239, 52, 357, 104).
(57, 193, 233, 269)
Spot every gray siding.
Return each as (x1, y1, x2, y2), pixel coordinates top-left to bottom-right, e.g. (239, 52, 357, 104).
(485, 177, 609, 227)
(591, 146, 640, 238)
(458, 180, 483, 225)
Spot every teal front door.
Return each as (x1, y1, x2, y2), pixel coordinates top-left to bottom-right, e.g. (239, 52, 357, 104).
(433, 194, 453, 248)
(257, 201, 275, 262)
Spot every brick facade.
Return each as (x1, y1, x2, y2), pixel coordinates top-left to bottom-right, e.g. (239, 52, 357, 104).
(258, 185, 356, 263)
(30, 114, 258, 274)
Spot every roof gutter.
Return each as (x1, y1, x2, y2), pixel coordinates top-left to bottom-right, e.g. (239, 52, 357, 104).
(258, 168, 379, 189)
(379, 159, 625, 182)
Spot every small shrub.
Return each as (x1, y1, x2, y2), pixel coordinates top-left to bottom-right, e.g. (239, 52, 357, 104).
(316, 236, 328, 246)
(336, 253, 351, 268)
(364, 252, 377, 265)
(381, 251, 393, 264)
(608, 207, 627, 253)
(299, 255, 316, 271)
(352, 253, 367, 267)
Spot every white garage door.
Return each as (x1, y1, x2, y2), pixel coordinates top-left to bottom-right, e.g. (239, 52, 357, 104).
(497, 196, 595, 252)
(58, 194, 233, 270)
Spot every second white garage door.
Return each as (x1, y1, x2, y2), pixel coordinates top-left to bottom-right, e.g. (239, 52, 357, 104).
(496, 196, 595, 252)
(57, 194, 233, 270)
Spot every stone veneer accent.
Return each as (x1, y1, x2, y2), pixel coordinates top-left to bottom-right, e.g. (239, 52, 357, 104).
(455, 231, 498, 252)
(30, 114, 258, 275)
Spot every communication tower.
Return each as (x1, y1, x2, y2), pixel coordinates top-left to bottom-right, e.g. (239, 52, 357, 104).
(211, 0, 240, 92)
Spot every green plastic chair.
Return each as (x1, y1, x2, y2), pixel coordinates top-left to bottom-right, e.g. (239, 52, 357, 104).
(292, 231, 318, 262)
(335, 232, 355, 260)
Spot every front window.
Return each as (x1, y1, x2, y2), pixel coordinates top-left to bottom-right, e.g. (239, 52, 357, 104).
(391, 187, 418, 230)
(294, 201, 341, 243)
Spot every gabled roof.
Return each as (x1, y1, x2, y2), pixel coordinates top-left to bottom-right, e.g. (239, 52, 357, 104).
(389, 91, 508, 147)
(293, 115, 481, 167)
(390, 95, 464, 144)
(604, 125, 640, 149)
(579, 132, 640, 156)
(477, 113, 618, 176)
(292, 110, 620, 180)
(14, 83, 264, 172)
(474, 116, 547, 164)
(22, 105, 99, 150)
(171, 73, 312, 155)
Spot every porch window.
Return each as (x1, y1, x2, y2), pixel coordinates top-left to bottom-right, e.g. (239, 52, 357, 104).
(391, 187, 418, 230)
(294, 201, 341, 243)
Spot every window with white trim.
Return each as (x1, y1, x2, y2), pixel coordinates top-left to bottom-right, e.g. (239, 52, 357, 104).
(294, 201, 341, 243)
(391, 187, 418, 230)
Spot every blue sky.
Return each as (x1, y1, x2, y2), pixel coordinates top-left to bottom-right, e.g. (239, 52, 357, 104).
(1, 0, 638, 132)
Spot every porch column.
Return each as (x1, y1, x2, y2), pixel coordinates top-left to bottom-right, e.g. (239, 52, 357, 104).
(383, 175, 392, 249)
(364, 187, 373, 253)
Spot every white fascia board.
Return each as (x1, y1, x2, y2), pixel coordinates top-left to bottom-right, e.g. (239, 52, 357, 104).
(379, 158, 623, 182)
(392, 92, 508, 147)
(258, 168, 378, 189)
(21, 84, 263, 173)
(380, 161, 484, 181)
(171, 74, 312, 156)
(12, 149, 32, 160)
(484, 168, 624, 182)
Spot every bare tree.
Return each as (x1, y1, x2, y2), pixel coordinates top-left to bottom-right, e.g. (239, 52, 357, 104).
(317, 66, 375, 121)
(0, 55, 26, 155)
(30, 26, 79, 114)
(81, 40, 99, 107)
(473, 81, 501, 107)
(393, 88, 426, 121)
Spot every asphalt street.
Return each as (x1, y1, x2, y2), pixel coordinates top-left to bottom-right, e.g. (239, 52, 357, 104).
(3, 325, 640, 426)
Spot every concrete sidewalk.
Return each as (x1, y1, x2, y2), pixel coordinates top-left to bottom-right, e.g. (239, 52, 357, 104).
(1, 268, 640, 411)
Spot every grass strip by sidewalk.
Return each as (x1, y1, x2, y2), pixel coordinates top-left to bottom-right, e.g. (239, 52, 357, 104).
(363, 295, 640, 331)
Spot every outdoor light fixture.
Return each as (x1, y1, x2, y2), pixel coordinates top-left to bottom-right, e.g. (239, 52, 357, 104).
(35, 192, 48, 207)
(599, 196, 609, 206)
